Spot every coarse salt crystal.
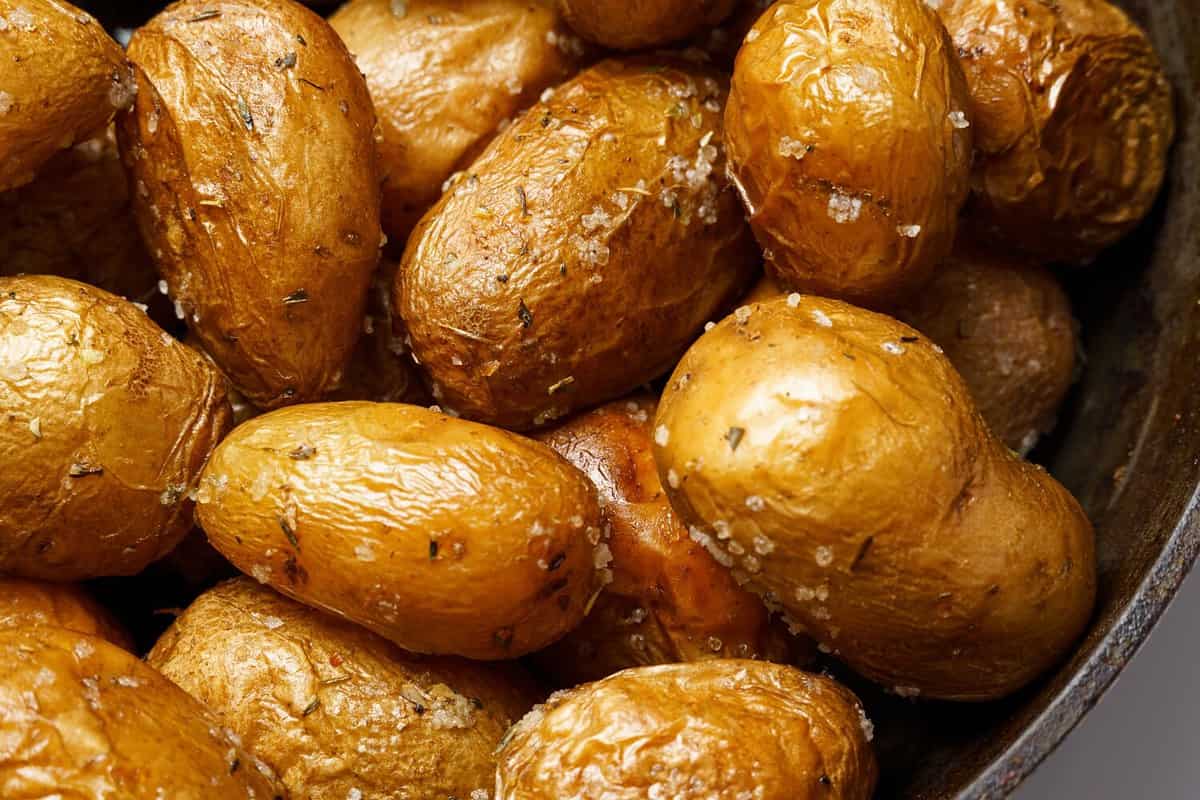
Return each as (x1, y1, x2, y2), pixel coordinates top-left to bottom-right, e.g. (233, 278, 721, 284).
(786, 293, 802, 308)
(745, 495, 765, 512)
(667, 468, 681, 489)
(815, 546, 833, 567)
(948, 110, 970, 128)
(881, 341, 905, 355)
(752, 535, 775, 555)
(811, 309, 833, 328)
(654, 425, 669, 447)
(777, 136, 809, 159)
(389, 0, 406, 16)
(827, 192, 862, 223)
(897, 224, 922, 238)
(261, 616, 284, 630)
(704, 321, 716, 331)
(734, 305, 751, 324)
(0, 92, 13, 115)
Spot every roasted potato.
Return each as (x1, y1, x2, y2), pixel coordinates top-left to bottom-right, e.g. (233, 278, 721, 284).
(498, 660, 878, 799)
(557, 0, 737, 49)
(725, 0, 973, 306)
(151, 579, 540, 800)
(0, 577, 131, 648)
(197, 401, 604, 659)
(0, 0, 134, 191)
(0, 127, 161, 318)
(533, 395, 802, 685)
(688, 0, 775, 68)
(749, 249, 1078, 453)
(653, 296, 1096, 700)
(331, 0, 588, 247)
(0, 626, 284, 798)
(398, 58, 758, 430)
(120, 0, 382, 408)
(938, 0, 1175, 264)
(0, 275, 232, 580)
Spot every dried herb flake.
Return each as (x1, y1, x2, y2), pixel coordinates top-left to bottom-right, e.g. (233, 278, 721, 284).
(517, 300, 533, 329)
(726, 426, 745, 451)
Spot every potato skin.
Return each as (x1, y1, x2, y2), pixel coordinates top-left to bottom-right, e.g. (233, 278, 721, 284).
(0, 275, 232, 581)
(120, 0, 381, 408)
(0, 0, 134, 191)
(939, 0, 1174, 264)
(557, 0, 737, 49)
(197, 401, 603, 659)
(498, 660, 877, 800)
(725, 0, 973, 306)
(331, 0, 588, 247)
(534, 395, 801, 684)
(149, 578, 540, 800)
(398, 58, 758, 430)
(653, 296, 1096, 700)
(0, 627, 284, 798)
(0, 577, 131, 649)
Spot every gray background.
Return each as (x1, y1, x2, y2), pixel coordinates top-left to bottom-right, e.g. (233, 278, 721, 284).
(1015, 569, 1199, 798)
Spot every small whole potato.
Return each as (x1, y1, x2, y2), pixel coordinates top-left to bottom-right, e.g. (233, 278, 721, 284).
(398, 58, 759, 429)
(150, 578, 541, 800)
(0, 275, 232, 581)
(197, 401, 604, 659)
(725, 0, 973, 306)
(688, 0, 775, 68)
(331, 0, 589, 246)
(0, 627, 284, 798)
(653, 296, 1096, 700)
(557, 0, 737, 49)
(534, 395, 801, 685)
(0, 0, 134, 191)
(0, 577, 131, 649)
(497, 660, 878, 799)
(120, 0, 382, 408)
(938, 0, 1175, 264)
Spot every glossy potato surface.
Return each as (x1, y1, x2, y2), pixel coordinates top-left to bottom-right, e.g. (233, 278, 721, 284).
(0, 577, 131, 648)
(557, 0, 737, 49)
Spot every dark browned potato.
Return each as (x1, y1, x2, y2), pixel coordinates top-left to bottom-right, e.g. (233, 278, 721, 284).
(725, 0, 973, 306)
(938, 0, 1175, 264)
(0, 577, 131, 649)
(196, 401, 604, 659)
(120, 0, 382, 409)
(0, 127, 161, 316)
(688, 0, 775, 68)
(330, 0, 589, 247)
(654, 296, 1096, 700)
(497, 660, 878, 799)
(0, 0, 134, 191)
(149, 578, 541, 800)
(398, 58, 759, 430)
(557, 0, 737, 49)
(0, 275, 232, 581)
(749, 248, 1078, 453)
(533, 395, 803, 684)
(0, 626, 285, 798)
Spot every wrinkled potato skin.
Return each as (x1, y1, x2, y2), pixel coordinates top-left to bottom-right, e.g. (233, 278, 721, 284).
(654, 296, 1096, 700)
(120, 0, 381, 408)
(331, 0, 588, 247)
(0, 578, 131, 649)
(726, 0, 973, 306)
(0, 627, 284, 799)
(398, 58, 758, 430)
(557, 0, 737, 49)
(534, 395, 800, 684)
(939, 0, 1174, 264)
(0, 128, 160, 314)
(197, 402, 602, 659)
(498, 660, 877, 800)
(0, 276, 232, 581)
(0, 0, 134, 191)
(149, 579, 540, 800)
(749, 254, 1077, 452)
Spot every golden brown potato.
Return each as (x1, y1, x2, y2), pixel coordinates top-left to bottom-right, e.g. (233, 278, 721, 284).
(0, 127, 161, 316)
(725, 0, 973, 306)
(498, 660, 878, 799)
(0, 577, 131, 649)
(398, 58, 759, 430)
(120, 0, 382, 409)
(197, 401, 604, 659)
(149, 578, 540, 800)
(748, 251, 1078, 453)
(938, 0, 1175, 264)
(0, 626, 284, 798)
(533, 395, 802, 684)
(653, 296, 1096, 700)
(0, 0, 134, 191)
(558, 0, 737, 49)
(331, 0, 588, 247)
(0, 275, 232, 581)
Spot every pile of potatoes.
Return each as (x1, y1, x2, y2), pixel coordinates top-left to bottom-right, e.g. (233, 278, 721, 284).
(0, 0, 1174, 796)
